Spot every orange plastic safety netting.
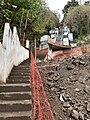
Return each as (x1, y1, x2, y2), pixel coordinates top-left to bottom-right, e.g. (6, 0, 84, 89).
(30, 51, 54, 120)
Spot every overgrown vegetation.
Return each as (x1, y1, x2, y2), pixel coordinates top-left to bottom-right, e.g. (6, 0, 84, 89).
(0, 0, 59, 45)
(62, 0, 79, 17)
(63, 1, 90, 44)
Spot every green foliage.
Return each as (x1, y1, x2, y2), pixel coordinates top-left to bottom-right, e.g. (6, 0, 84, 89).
(64, 5, 90, 43)
(62, 0, 79, 17)
(0, 0, 59, 45)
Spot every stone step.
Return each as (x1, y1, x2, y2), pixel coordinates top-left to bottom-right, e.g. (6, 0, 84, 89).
(11, 68, 30, 71)
(0, 91, 32, 101)
(17, 60, 30, 66)
(0, 83, 31, 92)
(0, 111, 32, 120)
(11, 70, 30, 73)
(0, 100, 32, 112)
(0, 59, 32, 119)
(8, 76, 30, 79)
(7, 79, 30, 84)
(0, 99, 32, 104)
(13, 63, 30, 66)
(9, 72, 30, 76)
(12, 67, 30, 71)
(0, 116, 31, 120)
(10, 71, 30, 74)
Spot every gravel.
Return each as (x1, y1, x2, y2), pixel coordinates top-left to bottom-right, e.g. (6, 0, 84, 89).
(38, 52, 90, 120)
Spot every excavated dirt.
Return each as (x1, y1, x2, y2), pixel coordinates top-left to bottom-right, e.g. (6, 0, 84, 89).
(37, 52, 90, 120)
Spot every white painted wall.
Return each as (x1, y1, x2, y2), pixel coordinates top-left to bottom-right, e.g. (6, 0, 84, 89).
(0, 23, 29, 83)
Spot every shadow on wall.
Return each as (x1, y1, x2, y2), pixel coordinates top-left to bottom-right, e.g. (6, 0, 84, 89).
(0, 23, 29, 83)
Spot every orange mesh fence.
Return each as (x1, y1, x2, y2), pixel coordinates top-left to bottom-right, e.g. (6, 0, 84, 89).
(30, 51, 54, 120)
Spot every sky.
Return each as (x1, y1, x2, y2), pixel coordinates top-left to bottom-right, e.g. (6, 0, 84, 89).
(46, 0, 71, 21)
(47, 0, 88, 20)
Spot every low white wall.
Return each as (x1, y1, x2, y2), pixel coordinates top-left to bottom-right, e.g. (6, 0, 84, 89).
(0, 23, 29, 83)
(0, 43, 6, 83)
(15, 46, 29, 66)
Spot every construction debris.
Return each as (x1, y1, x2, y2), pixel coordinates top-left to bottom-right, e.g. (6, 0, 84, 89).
(38, 52, 90, 119)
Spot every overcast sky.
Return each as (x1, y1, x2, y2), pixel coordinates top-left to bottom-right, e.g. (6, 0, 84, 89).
(46, 0, 74, 21)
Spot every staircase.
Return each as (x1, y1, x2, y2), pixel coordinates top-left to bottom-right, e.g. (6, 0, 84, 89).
(0, 59, 32, 120)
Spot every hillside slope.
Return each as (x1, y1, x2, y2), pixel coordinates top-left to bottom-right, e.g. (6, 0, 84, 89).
(38, 53, 90, 120)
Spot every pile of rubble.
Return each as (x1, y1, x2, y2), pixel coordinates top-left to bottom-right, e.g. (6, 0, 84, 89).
(38, 53, 90, 120)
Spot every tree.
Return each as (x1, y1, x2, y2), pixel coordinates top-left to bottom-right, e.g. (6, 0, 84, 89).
(64, 5, 90, 42)
(0, 0, 60, 45)
(0, 0, 42, 42)
(62, 0, 79, 17)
